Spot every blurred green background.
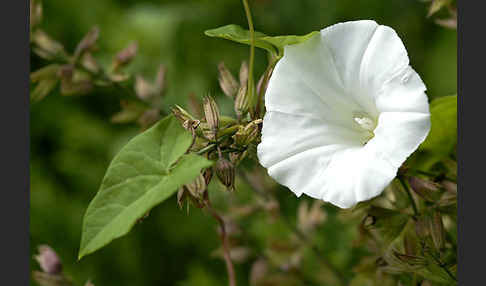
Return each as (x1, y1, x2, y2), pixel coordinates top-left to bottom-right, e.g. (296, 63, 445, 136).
(30, 0, 456, 285)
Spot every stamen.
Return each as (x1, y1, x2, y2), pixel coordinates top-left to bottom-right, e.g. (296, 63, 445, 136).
(353, 112, 377, 145)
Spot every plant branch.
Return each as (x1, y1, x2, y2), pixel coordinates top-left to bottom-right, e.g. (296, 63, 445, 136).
(242, 0, 255, 117)
(203, 198, 237, 286)
(398, 175, 419, 217)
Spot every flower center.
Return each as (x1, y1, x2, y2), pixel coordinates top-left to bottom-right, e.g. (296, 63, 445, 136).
(353, 112, 376, 145)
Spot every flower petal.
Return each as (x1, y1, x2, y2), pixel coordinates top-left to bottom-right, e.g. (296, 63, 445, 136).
(375, 66, 429, 114)
(319, 147, 397, 208)
(368, 111, 431, 169)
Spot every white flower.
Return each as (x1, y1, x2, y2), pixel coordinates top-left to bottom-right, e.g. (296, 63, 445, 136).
(257, 20, 431, 208)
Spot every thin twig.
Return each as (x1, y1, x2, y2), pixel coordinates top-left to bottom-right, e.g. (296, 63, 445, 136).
(398, 175, 419, 218)
(203, 198, 237, 286)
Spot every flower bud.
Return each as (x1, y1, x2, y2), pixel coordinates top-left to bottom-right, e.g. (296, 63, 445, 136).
(218, 62, 239, 98)
(215, 158, 235, 191)
(30, 0, 43, 29)
(155, 64, 167, 93)
(408, 176, 441, 202)
(429, 211, 445, 250)
(232, 119, 262, 147)
(442, 180, 457, 194)
(74, 26, 100, 61)
(234, 85, 249, 118)
(31, 78, 58, 102)
(135, 75, 156, 100)
(203, 168, 213, 185)
(34, 245, 62, 274)
(112, 42, 137, 71)
(185, 174, 207, 199)
(31, 30, 66, 60)
(30, 64, 60, 83)
(177, 187, 187, 209)
(203, 95, 220, 140)
(81, 53, 100, 74)
(239, 61, 248, 86)
(415, 215, 429, 239)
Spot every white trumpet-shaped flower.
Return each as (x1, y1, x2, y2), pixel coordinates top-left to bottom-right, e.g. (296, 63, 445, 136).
(257, 20, 431, 208)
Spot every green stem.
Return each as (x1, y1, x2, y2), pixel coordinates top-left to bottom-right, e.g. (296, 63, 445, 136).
(242, 0, 255, 117)
(196, 144, 217, 155)
(398, 176, 419, 217)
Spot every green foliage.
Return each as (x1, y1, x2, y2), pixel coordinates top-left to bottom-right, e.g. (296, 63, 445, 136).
(78, 115, 213, 259)
(420, 95, 457, 156)
(205, 24, 318, 59)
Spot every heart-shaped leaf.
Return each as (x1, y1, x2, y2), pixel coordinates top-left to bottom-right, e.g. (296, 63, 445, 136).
(78, 115, 213, 259)
(204, 24, 318, 58)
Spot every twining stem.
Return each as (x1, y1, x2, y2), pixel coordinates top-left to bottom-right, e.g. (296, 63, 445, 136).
(398, 176, 419, 217)
(242, 0, 255, 117)
(203, 198, 236, 286)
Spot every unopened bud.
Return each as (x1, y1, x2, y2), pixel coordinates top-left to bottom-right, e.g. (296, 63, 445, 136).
(113, 42, 137, 71)
(234, 85, 249, 118)
(34, 245, 62, 274)
(81, 53, 100, 74)
(30, 0, 43, 29)
(218, 62, 239, 98)
(256, 67, 273, 96)
(203, 95, 220, 140)
(185, 174, 207, 199)
(172, 105, 195, 123)
(30, 64, 60, 83)
(31, 30, 66, 60)
(215, 158, 235, 191)
(135, 75, 156, 100)
(429, 211, 445, 250)
(408, 177, 441, 202)
(155, 64, 167, 93)
(233, 119, 262, 147)
(203, 168, 213, 185)
(415, 215, 429, 239)
(74, 26, 100, 61)
(442, 180, 457, 194)
(239, 61, 248, 86)
(31, 78, 58, 102)
(177, 187, 187, 209)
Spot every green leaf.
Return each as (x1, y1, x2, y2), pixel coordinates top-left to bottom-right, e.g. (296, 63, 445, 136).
(78, 115, 213, 259)
(420, 95, 457, 156)
(204, 24, 318, 58)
